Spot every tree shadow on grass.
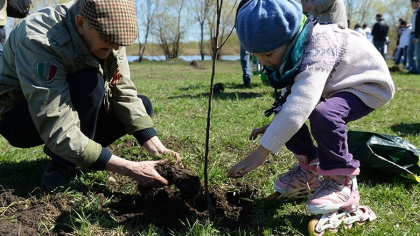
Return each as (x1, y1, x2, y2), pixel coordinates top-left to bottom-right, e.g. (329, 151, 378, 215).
(172, 82, 273, 100)
(390, 123, 420, 136)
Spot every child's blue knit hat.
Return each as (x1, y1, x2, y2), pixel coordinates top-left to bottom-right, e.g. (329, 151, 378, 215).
(236, 0, 302, 53)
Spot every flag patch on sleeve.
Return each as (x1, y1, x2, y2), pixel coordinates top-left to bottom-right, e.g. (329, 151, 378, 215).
(37, 62, 58, 81)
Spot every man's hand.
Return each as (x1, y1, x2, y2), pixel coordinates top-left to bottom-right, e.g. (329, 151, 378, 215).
(227, 145, 270, 178)
(143, 136, 183, 167)
(128, 159, 169, 187)
(105, 155, 168, 188)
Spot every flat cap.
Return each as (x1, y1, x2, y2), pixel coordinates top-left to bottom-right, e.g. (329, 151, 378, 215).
(81, 0, 138, 46)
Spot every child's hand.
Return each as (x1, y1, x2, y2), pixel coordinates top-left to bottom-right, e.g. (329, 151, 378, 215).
(250, 125, 269, 140)
(228, 145, 270, 178)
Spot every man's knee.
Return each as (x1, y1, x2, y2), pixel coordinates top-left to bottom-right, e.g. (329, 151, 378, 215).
(67, 69, 105, 106)
(138, 94, 154, 117)
(0, 100, 44, 148)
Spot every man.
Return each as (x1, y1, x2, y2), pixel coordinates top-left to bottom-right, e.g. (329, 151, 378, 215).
(372, 13, 390, 59)
(0, 0, 181, 191)
(408, 0, 420, 74)
(301, 0, 347, 28)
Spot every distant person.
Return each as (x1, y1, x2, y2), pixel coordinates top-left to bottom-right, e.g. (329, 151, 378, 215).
(240, 44, 252, 88)
(0, 0, 181, 192)
(372, 13, 390, 59)
(391, 20, 411, 71)
(408, 0, 420, 74)
(0, 0, 6, 54)
(354, 23, 366, 37)
(301, 0, 347, 28)
(394, 18, 404, 58)
(363, 23, 373, 43)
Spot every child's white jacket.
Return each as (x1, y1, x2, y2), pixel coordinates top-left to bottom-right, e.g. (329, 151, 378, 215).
(260, 23, 395, 153)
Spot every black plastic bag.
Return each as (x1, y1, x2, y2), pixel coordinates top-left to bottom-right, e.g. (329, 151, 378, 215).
(348, 130, 420, 183)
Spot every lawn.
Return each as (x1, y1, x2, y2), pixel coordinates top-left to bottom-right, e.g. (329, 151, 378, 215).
(0, 59, 419, 235)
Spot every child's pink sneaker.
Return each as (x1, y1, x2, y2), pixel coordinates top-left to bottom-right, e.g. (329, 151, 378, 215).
(274, 155, 319, 199)
(307, 168, 361, 215)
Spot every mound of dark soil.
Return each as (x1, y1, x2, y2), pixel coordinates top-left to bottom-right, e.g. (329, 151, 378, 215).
(132, 161, 261, 230)
(156, 162, 202, 196)
(0, 156, 264, 235)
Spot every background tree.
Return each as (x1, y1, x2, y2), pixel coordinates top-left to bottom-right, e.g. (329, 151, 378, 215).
(153, 0, 187, 59)
(189, 0, 212, 61)
(136, 0, 156, 62)
(345, 0, 374, 26)
(207, 0, 236, 60)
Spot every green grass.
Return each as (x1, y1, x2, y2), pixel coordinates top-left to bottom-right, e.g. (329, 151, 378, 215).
(1, 59, 420, 235)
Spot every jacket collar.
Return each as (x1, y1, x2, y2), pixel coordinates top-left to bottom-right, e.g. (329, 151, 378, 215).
(65, 5, 102, 67)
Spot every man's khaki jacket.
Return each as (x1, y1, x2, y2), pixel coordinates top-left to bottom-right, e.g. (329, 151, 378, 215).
(0, 2, 153, 169)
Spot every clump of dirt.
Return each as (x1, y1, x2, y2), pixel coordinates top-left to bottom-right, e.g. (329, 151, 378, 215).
(106, 138, 264, 231)
(133, 161, 261, 230)
(138, 162, 201, 196)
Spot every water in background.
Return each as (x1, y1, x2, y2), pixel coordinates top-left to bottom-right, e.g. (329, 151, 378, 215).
(127, 55, 240, 62)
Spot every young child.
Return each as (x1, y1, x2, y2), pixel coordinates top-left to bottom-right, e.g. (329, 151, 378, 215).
(228, 0, 394, 221)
